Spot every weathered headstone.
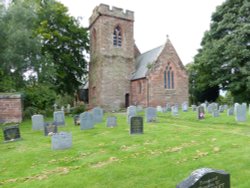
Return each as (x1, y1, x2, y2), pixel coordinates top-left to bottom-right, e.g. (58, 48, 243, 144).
(53, 103, 58, 111)
(2, 125, 21, 142)
(235, 103, 247, 122)
(32, 114, 44, 130)
(73, 115, 80, 126)
(145, 107, 156, 122)
(192, 105, 197, 112)
(166, 103, 171, 112)
(92, 107, 103, 123)
(157, 106, 163, 112)
(176, 168, 230, 188)
(182, 102, 188, 112)
(51, 132, 72, 150)
(227, 108, 234, 116)
(212, 110, 220, 117)
(66, 104, 71, 113)
(130, 116, 143, 134)
(198, 106, 205, 119)
(127, 105, 137, 123)
(219, 105, 224, 113)
(44, 122, 58, 136)
(106, 116, 117, 127)
(171, 106, 178, 116)
(53, 111, 65, 126)
(80, 112, 94, 130)
(136, 105, 143, 112)
(200, 103, 207, 112)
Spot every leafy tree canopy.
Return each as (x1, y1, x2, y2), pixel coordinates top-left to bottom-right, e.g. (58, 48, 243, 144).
(36, 0, 89, 95)
(190, 0, 250, 103)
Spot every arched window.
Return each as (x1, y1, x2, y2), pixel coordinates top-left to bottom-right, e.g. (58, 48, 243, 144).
(113, 25, 122, 47)
(138, 81, 142, 94)
(164, 64, 174, 89)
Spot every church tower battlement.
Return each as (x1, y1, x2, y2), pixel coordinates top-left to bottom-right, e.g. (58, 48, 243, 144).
(89, 4, 134, 27)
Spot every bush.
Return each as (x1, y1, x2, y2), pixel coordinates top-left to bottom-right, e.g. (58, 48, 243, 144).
(23, 84, 56, 119)
(71, 104, 86, 115)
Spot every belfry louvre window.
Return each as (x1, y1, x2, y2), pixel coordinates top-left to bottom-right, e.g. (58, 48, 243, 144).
(113, 26, 122, 47)
(164, 64, 174, 89)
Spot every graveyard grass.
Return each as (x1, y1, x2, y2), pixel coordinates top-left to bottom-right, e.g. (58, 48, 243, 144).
(1, 110, 250, 188)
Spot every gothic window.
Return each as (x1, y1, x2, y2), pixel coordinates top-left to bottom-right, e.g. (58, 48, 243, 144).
(164, 64, 174, 89)
(138, 81, 142, 94)
(113, 25, 122, 47)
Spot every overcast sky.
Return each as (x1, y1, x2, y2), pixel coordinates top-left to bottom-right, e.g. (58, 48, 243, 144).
(58, 0, 225, 65)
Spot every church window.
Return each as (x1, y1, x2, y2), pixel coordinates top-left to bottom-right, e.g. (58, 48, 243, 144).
(164, 64, 174, 89)
(138, 81, 142, 94)
(113, 25, 122, 47)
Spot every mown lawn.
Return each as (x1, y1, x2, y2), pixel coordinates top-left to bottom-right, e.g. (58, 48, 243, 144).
(1, 110, 250, 188)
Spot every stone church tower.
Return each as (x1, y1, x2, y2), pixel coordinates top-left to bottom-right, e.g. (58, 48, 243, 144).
(88, 4, 135, 110)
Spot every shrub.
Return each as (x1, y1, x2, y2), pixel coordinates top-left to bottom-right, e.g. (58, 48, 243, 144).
(22, 84, 56, 119)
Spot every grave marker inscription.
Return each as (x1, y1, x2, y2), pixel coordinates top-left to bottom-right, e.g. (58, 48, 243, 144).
(2, 125, 21, 142)
(130, 116, 143, 134)
(176, 168, 230, 188)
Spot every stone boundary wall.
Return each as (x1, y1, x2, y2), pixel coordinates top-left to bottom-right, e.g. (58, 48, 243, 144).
(0, 93, 23, 123)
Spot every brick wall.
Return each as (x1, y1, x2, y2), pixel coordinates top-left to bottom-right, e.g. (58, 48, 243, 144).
(0, 93, 23, 123)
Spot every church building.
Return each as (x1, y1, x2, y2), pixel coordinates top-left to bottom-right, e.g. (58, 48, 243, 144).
(88, 4, 189, 110)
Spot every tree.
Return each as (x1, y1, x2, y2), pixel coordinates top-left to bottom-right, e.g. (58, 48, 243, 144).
(191, 0, 250, 103)
(0, 0, 42, 91)
(36, 0, 89, 95)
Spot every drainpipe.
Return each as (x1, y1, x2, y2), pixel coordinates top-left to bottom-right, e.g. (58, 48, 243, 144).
(147, 78, 149, 107)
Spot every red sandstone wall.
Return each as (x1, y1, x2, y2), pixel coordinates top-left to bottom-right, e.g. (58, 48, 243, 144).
(131, 40, 189, 108)
(0, 94, 23, 123)
(88, 4, 135, 110)
(147, 40, 189, 107)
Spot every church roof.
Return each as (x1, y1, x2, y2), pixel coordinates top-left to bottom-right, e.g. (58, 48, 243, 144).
(131, 45, 164, 80)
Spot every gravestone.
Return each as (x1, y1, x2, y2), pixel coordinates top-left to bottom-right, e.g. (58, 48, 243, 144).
(198, 106, 205, 119)
(136, 105, 143, 112)
(80, 112, 94, 130)
(227, 108, 234, 116)
(200, 103, 207, 112)
(212, 110, 220, 117)
(74, 115, 80, 126)
(53, 111, 65, 126)
(127, 106, 137, 123)
(53, 103, 58, 111)
(145, 107, 156, 122)
(182, 102, 188, 112)
(219, 105, 224, 113)
(2, 125, 21, 142)
(92, 107, 103, 123)
(32, 114, 44, 130)
(66, 104, 71, 113)
(130, 116, 143, 134)
(166, 103, 171, 112)
(51, 132, 72, 150)
(235, 103, 246, 122)
(157, 106, 163, 112)
(191, 105, 197, 112)
(176, 168, 230, 188)
(171, 106, 178, 116)
(106, 116, 117, 127)
(44, 122, 58, 136)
